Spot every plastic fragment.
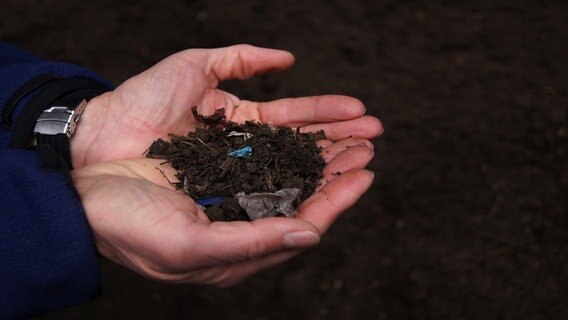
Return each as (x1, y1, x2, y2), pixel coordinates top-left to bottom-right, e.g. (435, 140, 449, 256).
(226, 131, 254, 140)
(236, 188, 301, 220)
(228, 146, 253, 158)
(196, 196, 225, 206)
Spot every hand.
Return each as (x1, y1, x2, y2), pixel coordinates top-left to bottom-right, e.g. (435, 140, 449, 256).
(72, 137, 375, 286)
(70, 44, 382, 168)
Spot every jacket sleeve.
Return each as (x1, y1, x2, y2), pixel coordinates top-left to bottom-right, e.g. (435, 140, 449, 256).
(0, 42, 113, 319)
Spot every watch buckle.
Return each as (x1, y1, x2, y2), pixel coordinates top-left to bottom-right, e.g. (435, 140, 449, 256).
(33, 100, 87, 137)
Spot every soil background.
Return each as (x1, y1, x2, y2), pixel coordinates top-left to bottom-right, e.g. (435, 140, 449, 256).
(1, 0, 567, 319)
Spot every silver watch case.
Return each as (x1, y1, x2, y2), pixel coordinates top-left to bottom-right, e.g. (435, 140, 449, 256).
(33, 99, 87, 137)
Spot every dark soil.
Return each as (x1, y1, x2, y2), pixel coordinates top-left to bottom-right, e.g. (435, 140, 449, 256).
(4, 1, 566, 319)
(146, 108, 325, 221)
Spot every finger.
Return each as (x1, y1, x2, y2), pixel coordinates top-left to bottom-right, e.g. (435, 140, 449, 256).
(300, 115, 384, 141)
(182, 217, 320, 267)
(205, 44, 295, 82)
(322, 146, 374, 185)
(230, 95, 366, 126)
(297, 169, 374, 234)
(320, 138, 374, 162)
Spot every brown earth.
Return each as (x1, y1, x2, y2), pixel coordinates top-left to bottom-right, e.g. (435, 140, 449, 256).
(1, 0, 566, 319)
(146, 118, 326, 221)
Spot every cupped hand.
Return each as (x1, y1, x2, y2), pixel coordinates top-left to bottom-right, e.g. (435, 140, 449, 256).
(72, 137, 375, 286)
(70, 44, 382, 168)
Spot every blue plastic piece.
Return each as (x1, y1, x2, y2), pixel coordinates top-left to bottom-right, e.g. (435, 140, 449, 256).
(196, 196, 225, 206)
(228, 146, 253, 158)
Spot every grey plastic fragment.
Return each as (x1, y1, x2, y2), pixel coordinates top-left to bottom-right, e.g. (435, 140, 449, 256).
(226, 131, 254, 140)
(236, 188, 302, 220)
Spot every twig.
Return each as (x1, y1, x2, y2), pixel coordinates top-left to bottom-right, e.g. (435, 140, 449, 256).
(154, 167, 176, 187)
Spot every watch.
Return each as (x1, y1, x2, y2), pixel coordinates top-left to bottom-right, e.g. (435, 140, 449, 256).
(33, 98, 88, 169)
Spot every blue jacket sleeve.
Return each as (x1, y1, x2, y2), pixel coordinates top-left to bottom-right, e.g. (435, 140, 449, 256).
(0, 42, 113, 319)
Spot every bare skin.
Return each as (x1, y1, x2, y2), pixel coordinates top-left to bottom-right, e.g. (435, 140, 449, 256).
(69, 44, 383, 286)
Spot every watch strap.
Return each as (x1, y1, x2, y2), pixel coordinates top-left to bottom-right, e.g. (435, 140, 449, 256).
(34, 94, 91, 169)
(36, 134, 72, 170)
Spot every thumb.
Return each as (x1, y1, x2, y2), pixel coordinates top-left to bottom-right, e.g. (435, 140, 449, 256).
(196, 44, 295, 81)
(187, 217, 320, 266)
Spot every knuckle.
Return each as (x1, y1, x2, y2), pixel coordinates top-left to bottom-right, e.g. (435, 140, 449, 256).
(246, 238, 268, 260)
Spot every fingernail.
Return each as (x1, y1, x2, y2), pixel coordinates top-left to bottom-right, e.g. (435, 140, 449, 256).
(282, 231, 320, 249)
(362, 141, 375, 151)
